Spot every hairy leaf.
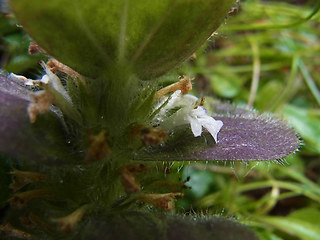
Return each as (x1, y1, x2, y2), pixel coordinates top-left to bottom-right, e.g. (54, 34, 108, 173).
(0, 74, 74, 165)
(137, 104, 300, 161)
(10, 0, 236, 79)
(74, 211, 258, 240)
(0, 0, 10, 14)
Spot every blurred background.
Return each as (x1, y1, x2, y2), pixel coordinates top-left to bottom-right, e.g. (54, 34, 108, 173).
(1, 0, 320, 239)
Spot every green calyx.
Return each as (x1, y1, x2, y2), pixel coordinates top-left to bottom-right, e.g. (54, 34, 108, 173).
(10, 0, 235, 79)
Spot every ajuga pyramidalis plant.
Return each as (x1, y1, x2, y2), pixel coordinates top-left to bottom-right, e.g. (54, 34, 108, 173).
(0, 0, 299, 239)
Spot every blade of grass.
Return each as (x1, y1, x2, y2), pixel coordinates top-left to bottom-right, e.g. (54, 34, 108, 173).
(236, 180, 320, 203)
(298, 60, 320, 106)
(226, 1, 320, 31)
(254, 216, 320, 240)
(248, 37, 261, 107)
(269, 56, 300, 112)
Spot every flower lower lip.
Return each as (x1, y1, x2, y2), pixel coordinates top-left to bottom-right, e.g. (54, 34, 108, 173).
(153, 90, 224, 142)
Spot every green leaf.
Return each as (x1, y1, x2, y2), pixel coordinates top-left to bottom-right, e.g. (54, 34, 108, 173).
(257, 216, 320, 240)
(288, 208, 320, 226)
(182, 167, 214, 198)
(4, 54, 42, 73)
(283, 104, 320, 154)
(209, 72, 241, 98)
(10, 0, 236, 79)
(255, 80, 283, 111)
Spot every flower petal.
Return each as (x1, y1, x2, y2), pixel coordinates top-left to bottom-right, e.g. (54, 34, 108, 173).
(200, 118, 223, 143)
(189, 106, 223, 142)
(188, 115, 202, 137)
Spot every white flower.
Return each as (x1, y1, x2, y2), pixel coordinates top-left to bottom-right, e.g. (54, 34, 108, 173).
(9, 62, 70, 102)
(153, 90, 223, 142)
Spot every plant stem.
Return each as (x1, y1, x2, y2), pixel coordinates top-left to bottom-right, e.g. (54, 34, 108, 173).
(236, 180, 320, 203)
(248, 37, 261, 107)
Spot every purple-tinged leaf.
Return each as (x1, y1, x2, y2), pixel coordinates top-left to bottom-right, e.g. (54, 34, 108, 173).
(0, 73, 31, 101)
(136, 104, 300, 161)
(0, 74, 33, 159)
(0, 74, 74, 164)
(192, 115, 299, 161)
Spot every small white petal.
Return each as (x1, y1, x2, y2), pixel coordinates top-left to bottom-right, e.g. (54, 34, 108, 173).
(192, 106, 207, 116)
(9, 73, 42, 86)
(154, 90, 198, 126)
(188, 115, 202, 137)
(201, 118, 223, 143)
(9, 73, 28, 82)
(40, 75, 50, 84)
(192, 106, 223, 142)
(41, 61, 72, 102)
(152, 91, 224, 142)
(181, 94, 198, 106)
